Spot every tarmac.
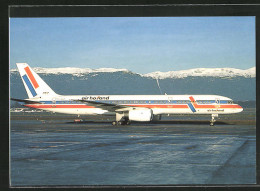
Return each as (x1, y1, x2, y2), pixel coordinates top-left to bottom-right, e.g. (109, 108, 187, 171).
(10, 108, 256, 186)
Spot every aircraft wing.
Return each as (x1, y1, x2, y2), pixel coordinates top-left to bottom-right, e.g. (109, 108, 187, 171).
(11, 98, 42, 104)
(76, 99, 146, 112)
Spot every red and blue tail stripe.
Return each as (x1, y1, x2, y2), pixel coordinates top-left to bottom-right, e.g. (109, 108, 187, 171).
(22, 75, 37, 97)
(24, 66, 39, 89)
(22, 66, 39, 97)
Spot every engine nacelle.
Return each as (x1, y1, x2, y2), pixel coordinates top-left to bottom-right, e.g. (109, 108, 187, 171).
(128, 109, 153, 122)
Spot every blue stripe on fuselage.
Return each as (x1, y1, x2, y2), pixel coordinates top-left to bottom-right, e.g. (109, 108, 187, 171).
(37, 100, 227, 105)
(188, 103, 196, 112)
(22, 75, 37, 97)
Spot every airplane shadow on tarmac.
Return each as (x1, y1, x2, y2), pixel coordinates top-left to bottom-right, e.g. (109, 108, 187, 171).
(66, 120, 229, 125)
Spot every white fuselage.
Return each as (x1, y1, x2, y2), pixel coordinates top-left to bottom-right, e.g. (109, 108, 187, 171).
(25, 94, 243, 116)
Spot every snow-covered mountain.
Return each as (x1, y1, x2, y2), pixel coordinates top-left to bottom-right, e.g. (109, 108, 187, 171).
(10, 67, 255, 79)
(10, 67, 129, 77)
(10, 66, 256, 101)
(143, 67, 256, 79)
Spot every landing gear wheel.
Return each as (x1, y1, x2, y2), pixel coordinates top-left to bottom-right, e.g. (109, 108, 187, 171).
(209, 114, 218, 126)
(112, 120, 131, 126)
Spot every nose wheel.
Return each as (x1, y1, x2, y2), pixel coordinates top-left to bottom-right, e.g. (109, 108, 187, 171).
(210, 114, 218, 126)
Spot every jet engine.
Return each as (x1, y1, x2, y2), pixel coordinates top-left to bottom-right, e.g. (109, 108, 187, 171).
(128, 109, 153, 122)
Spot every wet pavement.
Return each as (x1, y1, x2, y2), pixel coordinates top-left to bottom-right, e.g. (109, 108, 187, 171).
(10, 109, 256, 186)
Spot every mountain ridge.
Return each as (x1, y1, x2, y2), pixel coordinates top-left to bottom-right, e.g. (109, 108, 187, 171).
(10, 71, 256, 102)
(10, 66, 255, 79)
(144, 67, 255, 79)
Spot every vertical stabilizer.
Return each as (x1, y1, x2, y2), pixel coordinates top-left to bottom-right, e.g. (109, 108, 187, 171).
(16, 63, 58, 99)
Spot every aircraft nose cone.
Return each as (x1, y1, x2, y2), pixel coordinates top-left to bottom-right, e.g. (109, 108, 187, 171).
(238, 105, 243, 112)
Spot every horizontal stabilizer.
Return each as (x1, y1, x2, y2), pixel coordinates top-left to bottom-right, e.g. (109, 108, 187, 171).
(11, 98, 42, 104)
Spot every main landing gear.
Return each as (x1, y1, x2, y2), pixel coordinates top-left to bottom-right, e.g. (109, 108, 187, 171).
(112, 113, 131, 126)
(112, 120, 131, 126)
(210, 114, 218, 126)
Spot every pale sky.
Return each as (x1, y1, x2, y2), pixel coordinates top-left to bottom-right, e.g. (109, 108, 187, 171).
(10, 17, 255, 74)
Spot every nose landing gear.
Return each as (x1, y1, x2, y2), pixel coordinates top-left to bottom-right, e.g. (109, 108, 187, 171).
(210, 114, 218, 126)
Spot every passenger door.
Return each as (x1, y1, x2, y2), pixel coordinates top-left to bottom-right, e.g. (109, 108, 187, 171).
(52, 98, 56, 107)
(215, 98, 220, 105)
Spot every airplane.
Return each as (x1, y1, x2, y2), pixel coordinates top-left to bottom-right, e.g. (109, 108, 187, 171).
(11, 63, 243, 126)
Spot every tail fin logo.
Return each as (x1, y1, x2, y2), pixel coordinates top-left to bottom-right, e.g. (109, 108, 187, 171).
(22, 66, 39, 97)
(16, 63, 58, 98)
(24, 66, 39, 89)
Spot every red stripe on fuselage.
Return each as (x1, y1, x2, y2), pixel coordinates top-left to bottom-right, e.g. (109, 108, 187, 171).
(131, 104, 189, 108)
(24, 104, 242, 109)
(25, 104, 96, 108)
(24, 104, 189, 109)
(24, 66, 39, 89)
(217, 105, 242, 109)
(193, 104, 242, 109)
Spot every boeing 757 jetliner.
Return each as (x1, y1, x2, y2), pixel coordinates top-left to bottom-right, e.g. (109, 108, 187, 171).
(11, 63, 243, 126)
